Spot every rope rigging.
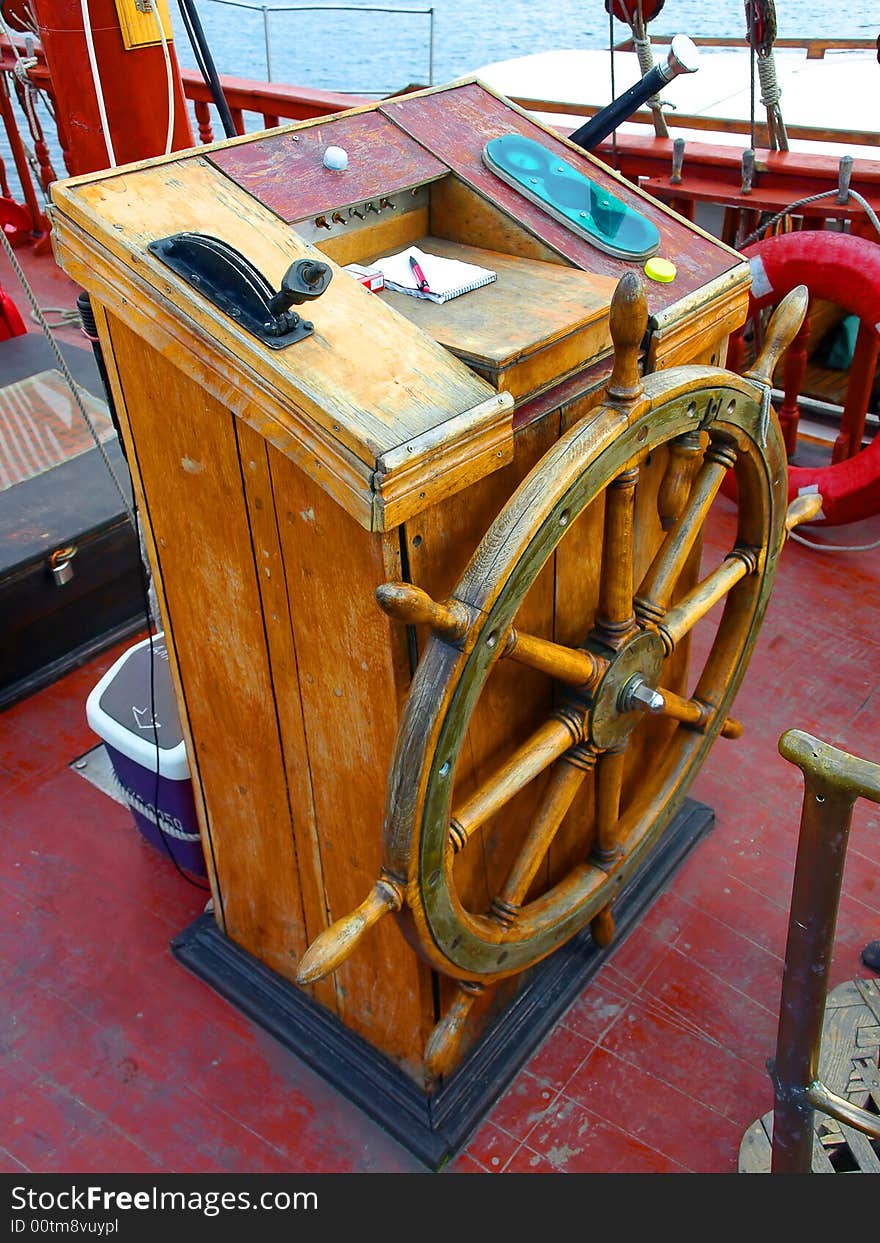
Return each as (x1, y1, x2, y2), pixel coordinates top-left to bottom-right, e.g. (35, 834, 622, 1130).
(605, 0, 670, 138)
(745, 0, 788, 151)
(0, 4, 56, 198)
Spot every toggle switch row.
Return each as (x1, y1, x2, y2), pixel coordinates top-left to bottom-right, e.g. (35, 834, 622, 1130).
(314, 198, 397, 230)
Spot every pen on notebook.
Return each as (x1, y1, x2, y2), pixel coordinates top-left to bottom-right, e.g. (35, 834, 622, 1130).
(409, 254, 431, 293)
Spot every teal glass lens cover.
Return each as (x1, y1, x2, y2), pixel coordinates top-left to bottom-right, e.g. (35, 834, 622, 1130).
(482, 134, 660, 261)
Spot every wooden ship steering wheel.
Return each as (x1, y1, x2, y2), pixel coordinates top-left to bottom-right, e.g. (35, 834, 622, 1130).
(297, 272, 818, 1080)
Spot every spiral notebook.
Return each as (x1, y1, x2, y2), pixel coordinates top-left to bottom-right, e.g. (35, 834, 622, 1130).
(365, 245, 496, 305)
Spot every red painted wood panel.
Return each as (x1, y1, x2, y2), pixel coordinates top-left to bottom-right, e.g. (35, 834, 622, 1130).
(209, 111, 446, 223)
(380, 82, 740, 312)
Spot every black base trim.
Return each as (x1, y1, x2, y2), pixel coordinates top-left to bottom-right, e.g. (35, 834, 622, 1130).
(171, 797, 714, 1169)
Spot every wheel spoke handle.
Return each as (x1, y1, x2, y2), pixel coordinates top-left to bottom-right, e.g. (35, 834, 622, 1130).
(745, 285, 809, 386)
(636, 438, 736, 625)
(449, 711, 584, 852)
(784, 492, 824, 537)
(377, 581, 607, 689)
(657, 431, 703, 531)
(591, 904, 616, 947)
(594, 465, 639, 647)
(649, 496, 821, 655)
(504, 629, 606, 688)
(658, 547, 758, 652)
(594, 745, 627, 862)
(296, 876, 403, 985)
(375, 582, 469, 640)
(493, 755, 592, 917)
(424, 982, 485, 1084)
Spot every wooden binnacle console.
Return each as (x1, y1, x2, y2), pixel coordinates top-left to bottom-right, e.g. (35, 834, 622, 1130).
(49, 80, 822, 1114)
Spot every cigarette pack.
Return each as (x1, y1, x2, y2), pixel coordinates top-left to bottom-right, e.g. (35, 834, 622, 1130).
(344, 263, 385, 293)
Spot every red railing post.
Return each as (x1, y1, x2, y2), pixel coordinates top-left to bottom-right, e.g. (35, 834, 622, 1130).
(777, 308, 811, 458)
(833, 322, 880, 463)
(193, 99, 214, 145)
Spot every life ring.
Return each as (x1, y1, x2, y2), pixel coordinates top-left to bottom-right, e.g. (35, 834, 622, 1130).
(731, 230, 880, 527)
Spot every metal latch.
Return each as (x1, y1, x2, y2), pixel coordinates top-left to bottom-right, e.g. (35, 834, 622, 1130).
(49, 545, 77, 586)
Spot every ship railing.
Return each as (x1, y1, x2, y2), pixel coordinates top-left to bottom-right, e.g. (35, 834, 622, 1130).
(182, 70, 370, 145)
(3, 28, 880, 249)
(197, 0, 434, 89)
(509, 35, 880, 152)
(617, 35, 879, 61)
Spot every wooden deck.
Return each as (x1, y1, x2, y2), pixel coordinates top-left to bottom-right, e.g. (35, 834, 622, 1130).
(1, 498, 878, 1173)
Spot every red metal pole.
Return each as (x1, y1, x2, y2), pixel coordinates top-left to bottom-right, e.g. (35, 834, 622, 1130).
(27, 0, 193, 175)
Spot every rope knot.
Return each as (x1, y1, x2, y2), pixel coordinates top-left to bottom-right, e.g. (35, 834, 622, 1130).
(633, 35, 654, 75)
(756, 52, 781, 108)
(631, 31, 672, 131)
(11, 57, 38, 88)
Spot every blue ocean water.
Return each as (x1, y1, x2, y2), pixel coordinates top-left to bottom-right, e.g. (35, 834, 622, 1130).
(1, 1, 878, 202)
(173, 0, 880, 97)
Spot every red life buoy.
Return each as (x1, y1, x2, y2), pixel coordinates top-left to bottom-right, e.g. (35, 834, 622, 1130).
(730, 231, 880, 527)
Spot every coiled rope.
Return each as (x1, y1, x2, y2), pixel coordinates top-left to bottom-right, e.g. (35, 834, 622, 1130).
(632, 31, 670, 138)
(0, 9, 55, 196)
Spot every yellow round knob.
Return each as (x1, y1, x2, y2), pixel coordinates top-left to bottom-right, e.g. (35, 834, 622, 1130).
(644, 257, 677, 283)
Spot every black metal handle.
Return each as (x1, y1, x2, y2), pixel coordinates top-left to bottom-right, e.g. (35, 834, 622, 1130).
(570, 33, 700, 152)
(268, 260, 333, 317)
(570, 66, 668, 151)
(148, 233, 333, 349)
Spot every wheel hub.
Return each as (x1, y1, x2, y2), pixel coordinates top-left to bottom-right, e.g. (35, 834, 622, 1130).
(587, 629, 666, 749)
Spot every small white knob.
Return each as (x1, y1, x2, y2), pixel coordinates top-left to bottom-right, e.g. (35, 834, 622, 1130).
(323, 146, 349, 171)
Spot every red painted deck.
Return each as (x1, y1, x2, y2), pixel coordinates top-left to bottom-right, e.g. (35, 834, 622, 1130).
(0, 244, 83, 352)
(1, 497, 878, 1174)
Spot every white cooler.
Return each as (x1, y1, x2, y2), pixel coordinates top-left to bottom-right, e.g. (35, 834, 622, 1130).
(86, 633, 205, 875)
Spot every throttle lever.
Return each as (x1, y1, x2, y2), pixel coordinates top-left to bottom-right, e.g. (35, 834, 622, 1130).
(149, 232, 332, 349)
(269, 259, 333, 317)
